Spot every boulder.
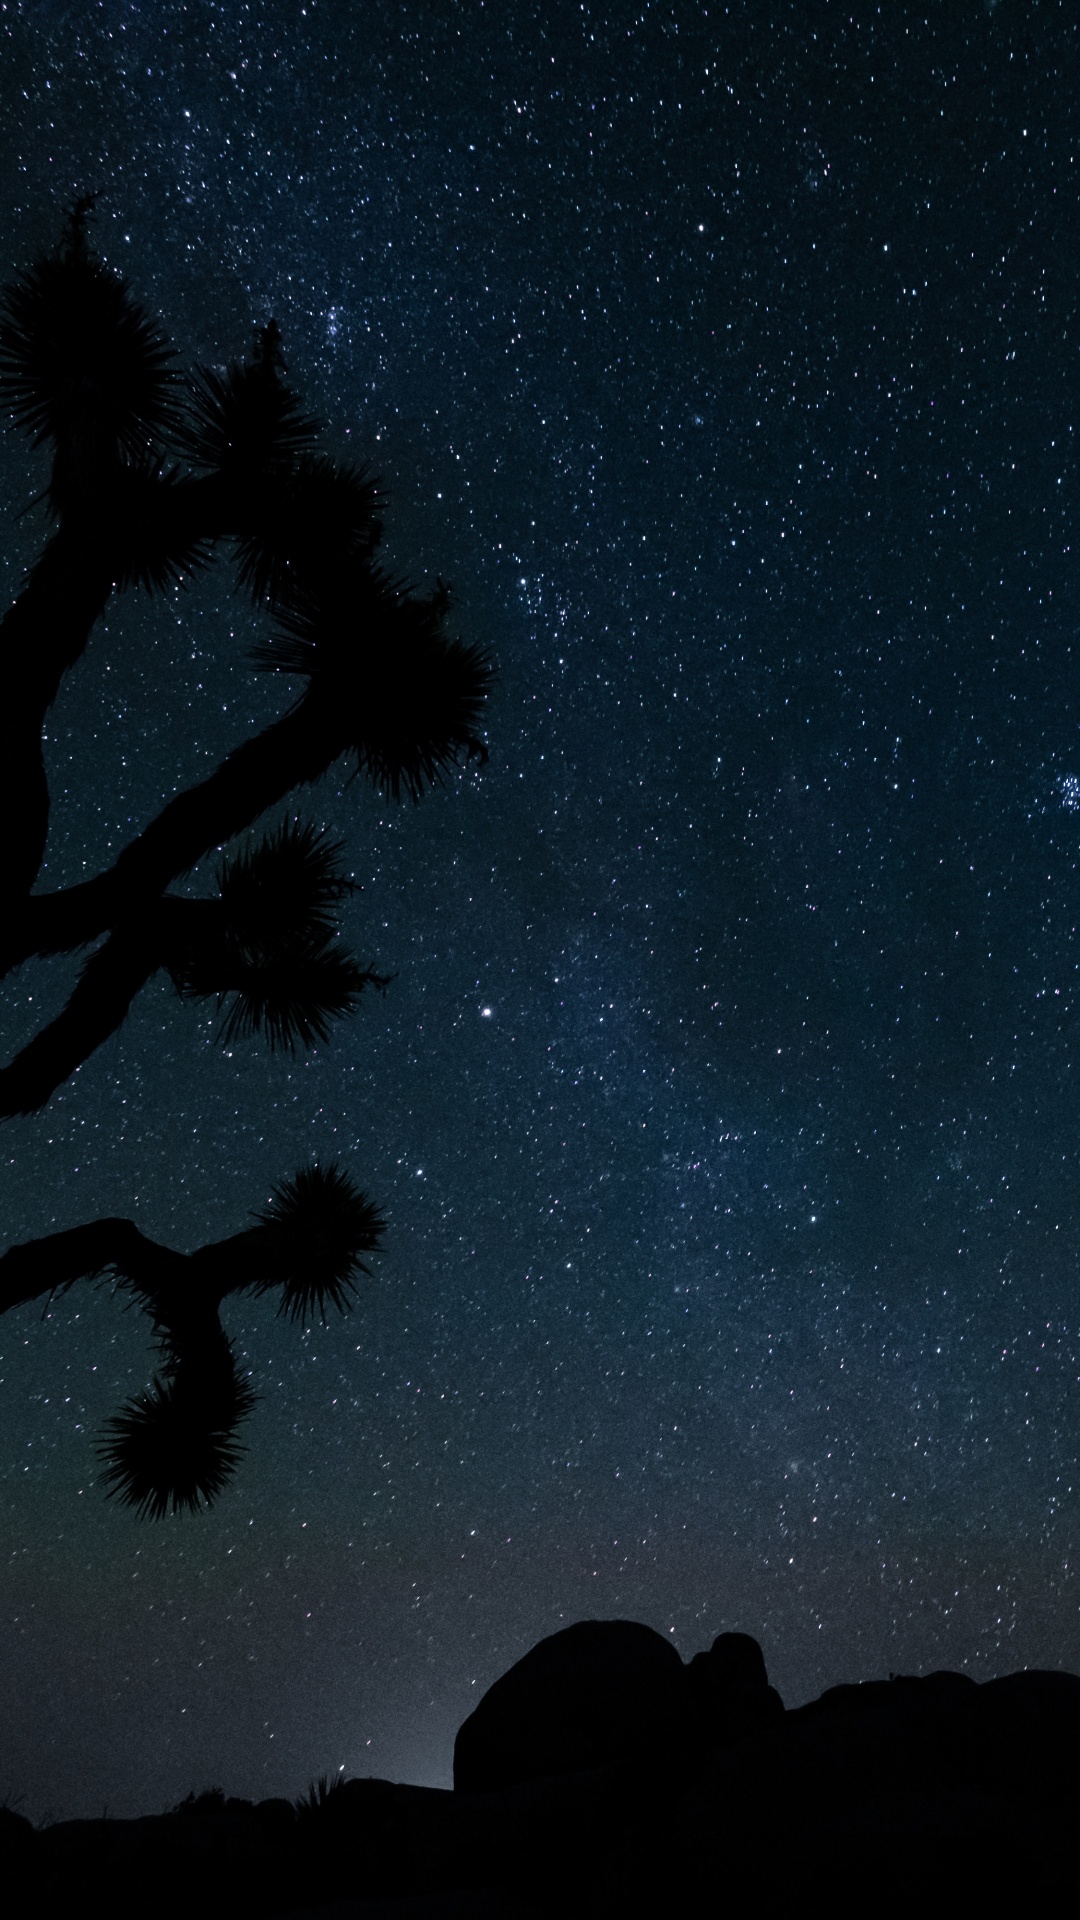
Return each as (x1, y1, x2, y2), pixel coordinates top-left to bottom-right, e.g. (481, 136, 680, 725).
(686, 1630, 784, 1745)
(453, 1619, 687, 1793)
(693, 1629, 770, 1689)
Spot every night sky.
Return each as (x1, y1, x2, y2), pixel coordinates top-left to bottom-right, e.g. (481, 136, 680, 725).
(2, 0, 1080, 1822)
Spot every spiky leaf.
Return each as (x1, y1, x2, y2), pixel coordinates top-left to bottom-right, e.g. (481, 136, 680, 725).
(252, 1163, 384, 1321)
(0, 237, 176, 463)
(173, 339, 320, 480)
(169, 823, 381, 1051)
(216, 820, 354, 950)
(99, 1352, 255, 1519)
(295, 1776, 347, 1816)
(234, 454, 382, 610)
(213, 935, 377, 1052)
(254, 569, 492, 800)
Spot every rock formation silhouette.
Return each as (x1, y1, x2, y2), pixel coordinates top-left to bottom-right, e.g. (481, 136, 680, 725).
(454, 1620, 688, 1792)
(6, 1619, 1080, 1914)
(454, 1620, 786, 1795)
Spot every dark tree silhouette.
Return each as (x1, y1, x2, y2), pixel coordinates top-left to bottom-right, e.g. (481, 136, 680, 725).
(0, 200, 492, 1511)
(0, 1165, 383, 1517)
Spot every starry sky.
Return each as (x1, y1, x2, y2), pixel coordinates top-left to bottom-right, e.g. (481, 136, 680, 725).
(2, 0, 1080, 1822)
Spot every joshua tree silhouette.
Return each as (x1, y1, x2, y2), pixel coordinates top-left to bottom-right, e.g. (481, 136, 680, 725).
(0, 199, 492, 1514)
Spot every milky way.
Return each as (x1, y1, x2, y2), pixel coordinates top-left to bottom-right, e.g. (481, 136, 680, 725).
(2, 0, 1079, 1818)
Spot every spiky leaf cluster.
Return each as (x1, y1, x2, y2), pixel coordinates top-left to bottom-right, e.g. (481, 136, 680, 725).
(253, 1163, 384, 1322)
(0, 218, 176, 469)
(212, 935, 372, 1052)
(99, 1346, 255, 1520)
(295, 1776, 347, 1817)
(0, 1164, 386, 1513)
(173, 331, 320, 481)
(256, 571, 492, 799)
(171, 821, 380, 1051)
(216, 819, 354, 946)
(233, 454, 382, 610)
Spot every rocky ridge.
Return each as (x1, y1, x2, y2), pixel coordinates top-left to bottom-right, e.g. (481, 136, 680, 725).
(5, 1622, 1079, 1915)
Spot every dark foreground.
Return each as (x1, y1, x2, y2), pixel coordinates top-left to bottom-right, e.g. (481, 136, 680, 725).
(6, 1662, 1080, 1917)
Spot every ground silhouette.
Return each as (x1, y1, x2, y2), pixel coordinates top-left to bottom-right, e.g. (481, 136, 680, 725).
(6, 1621, 1079, 1914)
